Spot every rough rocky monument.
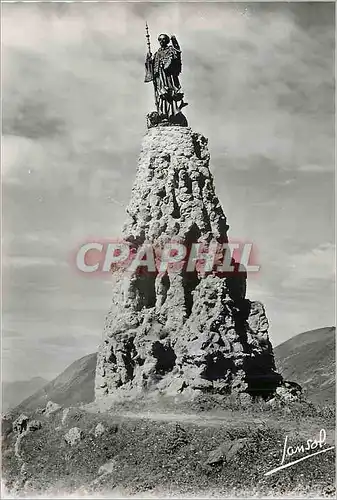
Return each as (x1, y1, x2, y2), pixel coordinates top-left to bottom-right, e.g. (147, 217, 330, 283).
(95, 31, 287, 401)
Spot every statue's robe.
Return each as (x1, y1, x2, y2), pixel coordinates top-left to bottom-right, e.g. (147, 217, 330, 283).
(145, 46, 185, 118)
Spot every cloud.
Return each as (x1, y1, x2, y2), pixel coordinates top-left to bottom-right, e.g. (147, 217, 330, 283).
(2, 135, 46, 177)
(3, 256, 68, 268)
(298, 164, 331, 173)
(281, 243, 335, 290)
(4, 97, 65, 140)
(2, 2, 334, 182)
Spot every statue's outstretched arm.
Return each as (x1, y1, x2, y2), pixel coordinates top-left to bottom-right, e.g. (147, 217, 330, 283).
(171, 35, 181, 52)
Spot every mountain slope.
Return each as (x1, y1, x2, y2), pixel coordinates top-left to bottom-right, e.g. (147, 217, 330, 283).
(13, 353, 97, 413)
(2, 377, 48, 412)
(274, 326, 335, 405)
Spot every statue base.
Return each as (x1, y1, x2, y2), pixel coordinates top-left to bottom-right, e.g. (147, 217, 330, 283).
(147, 111, 188, 129)
(95, 125, 286, 402)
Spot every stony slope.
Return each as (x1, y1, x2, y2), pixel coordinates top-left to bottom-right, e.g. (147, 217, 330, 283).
(274, 326, 335, 406)
(2, 399, 335, 497)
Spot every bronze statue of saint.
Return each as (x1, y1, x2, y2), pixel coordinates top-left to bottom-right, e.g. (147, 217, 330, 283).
(145, 33, 188, 121)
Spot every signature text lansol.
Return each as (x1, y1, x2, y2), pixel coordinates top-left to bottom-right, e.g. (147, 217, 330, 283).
(265, 429, 335, 477)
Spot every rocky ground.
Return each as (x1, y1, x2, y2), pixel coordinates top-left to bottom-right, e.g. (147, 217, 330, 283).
(2, 395, 335, 498)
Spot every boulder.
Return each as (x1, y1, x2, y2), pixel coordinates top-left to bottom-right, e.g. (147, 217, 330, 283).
(64, 427, 84, 446)
(44, 401, 62, 416)
(98, 459, 117, 475)
(206, 438, 250, 466)
(13, 415, 29, 434)
(27, 420, 42, 432)
(61, 408, 71, 426)
(94, 422, 105, 437)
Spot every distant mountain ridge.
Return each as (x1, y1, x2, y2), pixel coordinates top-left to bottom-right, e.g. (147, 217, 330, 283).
(9, 326, 335, 414)
(12, 353, 97, 414)
(274, 326, 335, 405)
(2, 377, 48, 412)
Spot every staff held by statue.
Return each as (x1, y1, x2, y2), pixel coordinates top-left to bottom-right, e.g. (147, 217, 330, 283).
(144, 23, 158, 111)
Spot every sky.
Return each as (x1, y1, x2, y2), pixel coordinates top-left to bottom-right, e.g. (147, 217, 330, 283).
(2, 1, 335, 382)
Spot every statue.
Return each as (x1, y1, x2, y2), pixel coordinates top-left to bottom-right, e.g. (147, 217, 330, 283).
(144, 24, 188, 126)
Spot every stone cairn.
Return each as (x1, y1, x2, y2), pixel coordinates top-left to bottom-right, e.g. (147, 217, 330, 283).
(95, 124, 285, 401)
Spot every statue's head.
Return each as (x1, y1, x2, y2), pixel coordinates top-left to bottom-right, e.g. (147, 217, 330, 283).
(158, 33, 170, 48)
